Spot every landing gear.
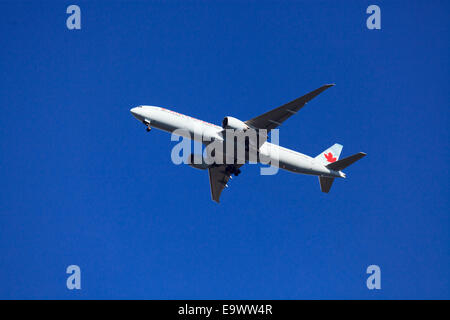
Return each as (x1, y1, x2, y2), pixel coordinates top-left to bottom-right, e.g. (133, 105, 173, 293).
(143, 120, 151, 132)
(225, 166, 241, 177)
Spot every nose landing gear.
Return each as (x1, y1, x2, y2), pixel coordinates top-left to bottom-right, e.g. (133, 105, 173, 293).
(143, 120, 151, 132)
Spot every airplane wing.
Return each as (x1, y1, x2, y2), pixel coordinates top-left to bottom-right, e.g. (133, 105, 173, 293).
(208, 164, 243, 203)
(245, 84, 334, 132)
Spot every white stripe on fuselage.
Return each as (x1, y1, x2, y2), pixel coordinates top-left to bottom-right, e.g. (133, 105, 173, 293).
(132, 106, 341, 178)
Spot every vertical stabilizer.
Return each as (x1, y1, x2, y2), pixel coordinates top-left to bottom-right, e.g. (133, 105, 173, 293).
(315, 143, 343, 166)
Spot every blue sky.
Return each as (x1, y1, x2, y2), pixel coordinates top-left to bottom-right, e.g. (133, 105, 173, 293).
(0, 0, 448, 299)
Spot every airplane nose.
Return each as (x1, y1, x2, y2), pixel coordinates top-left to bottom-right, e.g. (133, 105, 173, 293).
(130, 107, 138, 116)
(130, 107, 142, 120)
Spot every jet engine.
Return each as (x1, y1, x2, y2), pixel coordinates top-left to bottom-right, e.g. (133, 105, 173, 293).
(187, 153, 211, 170)
(222, 116, 249, 131)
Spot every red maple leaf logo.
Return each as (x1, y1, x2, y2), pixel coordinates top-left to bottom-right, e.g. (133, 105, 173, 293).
(324, 152, 337, 163)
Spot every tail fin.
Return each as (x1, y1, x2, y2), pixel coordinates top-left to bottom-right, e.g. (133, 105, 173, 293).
(326, 152, 366, 171)
(319, 176, 334, 193)
(315, 143, 343, 166)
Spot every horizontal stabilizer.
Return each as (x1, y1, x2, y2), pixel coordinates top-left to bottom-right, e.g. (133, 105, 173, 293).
(326, 152, 366, 171)
(319, 176, 334, 193)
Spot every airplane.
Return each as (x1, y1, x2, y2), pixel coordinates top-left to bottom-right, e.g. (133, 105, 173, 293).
(130, 84, 366, 203)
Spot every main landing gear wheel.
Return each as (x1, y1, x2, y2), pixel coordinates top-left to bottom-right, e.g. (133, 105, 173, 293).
(226, 166, 241, 176)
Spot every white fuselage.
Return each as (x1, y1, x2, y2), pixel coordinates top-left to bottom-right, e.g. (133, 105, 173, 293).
(130, 106, 343, 178)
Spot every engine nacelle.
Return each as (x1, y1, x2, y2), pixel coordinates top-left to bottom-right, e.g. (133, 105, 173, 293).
(222, 116, 249, 131)
(187, 153, 211, 170)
